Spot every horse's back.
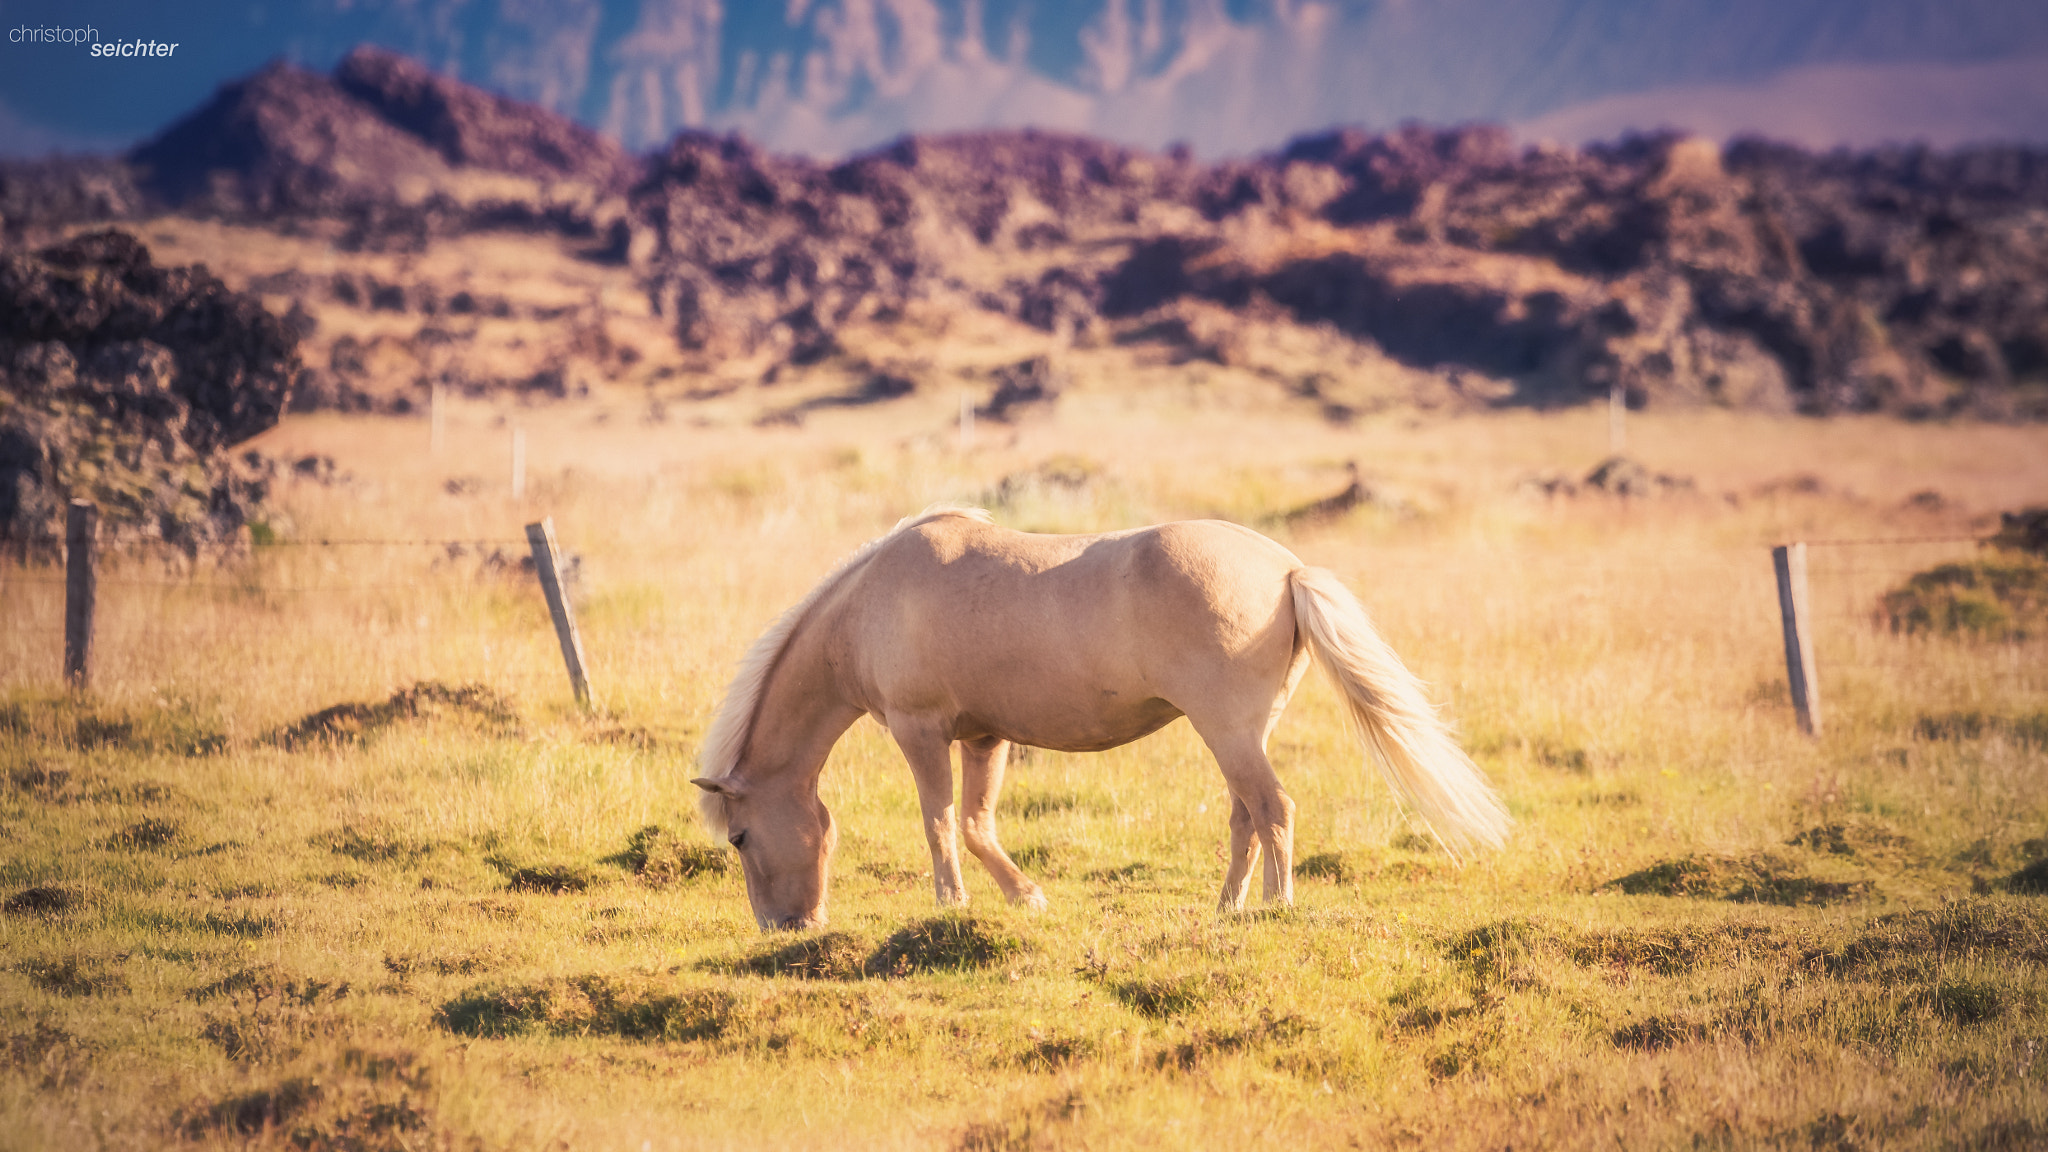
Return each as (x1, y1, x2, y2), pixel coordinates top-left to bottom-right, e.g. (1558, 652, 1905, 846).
(838, 514, 1305, 749)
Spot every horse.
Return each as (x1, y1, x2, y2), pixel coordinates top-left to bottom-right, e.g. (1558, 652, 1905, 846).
(692, 506, 1508, 931)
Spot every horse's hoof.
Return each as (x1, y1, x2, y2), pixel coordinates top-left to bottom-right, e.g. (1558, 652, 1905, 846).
(1013, 888, 1048, 911)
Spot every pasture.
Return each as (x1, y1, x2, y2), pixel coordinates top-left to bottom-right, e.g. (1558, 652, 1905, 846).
(2, 391, 2045, 1150)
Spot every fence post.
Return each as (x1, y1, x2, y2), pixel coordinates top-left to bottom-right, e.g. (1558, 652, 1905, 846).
(1608, 380, 1627, 455)
(64, 500, 98, 689)
(525, 517, 592, 709)
(1772, 542, 1821, 736)
(959, 391, 974, 450)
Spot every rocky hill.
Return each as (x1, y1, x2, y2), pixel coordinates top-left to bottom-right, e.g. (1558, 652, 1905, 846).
(0, 230, 300, 556)
(629, 124, 2048, 418)
(3, 48, 2046, 421)
(5, 46, 633, 250)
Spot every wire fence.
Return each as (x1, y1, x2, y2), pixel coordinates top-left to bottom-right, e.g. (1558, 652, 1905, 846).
(1, 519, 2023, 724)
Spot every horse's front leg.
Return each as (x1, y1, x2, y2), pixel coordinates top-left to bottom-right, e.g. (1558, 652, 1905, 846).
(959, 736, 1047, 910)
(888, 717, 969, 906)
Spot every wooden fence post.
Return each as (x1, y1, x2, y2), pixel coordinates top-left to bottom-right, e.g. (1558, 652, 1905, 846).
(525, 517, 592, 709)
(1772, 542, 1821, 736)
(64, 500, 98, 689)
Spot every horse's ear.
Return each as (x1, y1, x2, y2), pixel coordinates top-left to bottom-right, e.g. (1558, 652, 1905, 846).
(691, 776, 745, 797)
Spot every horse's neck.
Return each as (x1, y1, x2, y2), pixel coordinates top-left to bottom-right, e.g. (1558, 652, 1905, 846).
(744, 620, 863, 786)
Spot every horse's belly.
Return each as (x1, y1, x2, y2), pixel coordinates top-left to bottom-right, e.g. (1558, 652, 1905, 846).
(960, 691, 1183, 754)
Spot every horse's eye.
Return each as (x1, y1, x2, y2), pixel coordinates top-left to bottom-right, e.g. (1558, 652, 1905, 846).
(728, 831, 748, 850)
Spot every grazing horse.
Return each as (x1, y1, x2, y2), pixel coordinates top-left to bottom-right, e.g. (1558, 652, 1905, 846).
(693, 506, 1507, 931)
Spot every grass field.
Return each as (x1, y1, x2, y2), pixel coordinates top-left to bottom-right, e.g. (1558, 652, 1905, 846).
(2, 390, 2045, 1150)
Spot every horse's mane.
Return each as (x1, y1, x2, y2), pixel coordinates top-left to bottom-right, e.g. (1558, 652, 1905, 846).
(697, 504, 992, 835)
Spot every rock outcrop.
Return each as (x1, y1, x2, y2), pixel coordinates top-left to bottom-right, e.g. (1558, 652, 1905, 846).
(625, 122, 2048, 416)
(0, 230, 300, 555)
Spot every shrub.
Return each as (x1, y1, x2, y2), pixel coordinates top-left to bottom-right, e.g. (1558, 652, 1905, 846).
(1880, 555, 2048, 640)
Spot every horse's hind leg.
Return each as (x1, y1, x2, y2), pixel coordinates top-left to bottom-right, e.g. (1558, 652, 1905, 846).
(887, 716, 970, 907)
(1219, 795, 1261, 911)
(1194, 725, 1296, 909)
(959, 736, 1048, 910)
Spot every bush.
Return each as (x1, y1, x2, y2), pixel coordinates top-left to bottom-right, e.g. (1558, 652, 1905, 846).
(1880, 555, 2048, 640)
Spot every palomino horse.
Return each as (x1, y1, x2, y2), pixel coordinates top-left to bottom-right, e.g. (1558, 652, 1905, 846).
(693, 506, 1507, 930)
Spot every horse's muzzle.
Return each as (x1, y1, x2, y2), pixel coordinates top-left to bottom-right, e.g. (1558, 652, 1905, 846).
(760, 911, 827, 932)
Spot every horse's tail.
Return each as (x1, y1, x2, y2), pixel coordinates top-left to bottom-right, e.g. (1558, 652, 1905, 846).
(1289, 566, 1509, 860)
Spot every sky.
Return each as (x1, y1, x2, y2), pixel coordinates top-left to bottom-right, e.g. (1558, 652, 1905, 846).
(3, 0, 2047, 160)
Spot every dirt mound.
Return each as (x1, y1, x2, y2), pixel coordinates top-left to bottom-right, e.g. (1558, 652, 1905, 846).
(0, 230, 299, 556)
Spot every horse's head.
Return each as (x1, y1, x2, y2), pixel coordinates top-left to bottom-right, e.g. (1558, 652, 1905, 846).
(691, 774, 836, 931)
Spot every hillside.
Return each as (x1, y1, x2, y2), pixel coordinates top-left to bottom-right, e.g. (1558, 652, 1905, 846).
(1, 49, 2046, 425)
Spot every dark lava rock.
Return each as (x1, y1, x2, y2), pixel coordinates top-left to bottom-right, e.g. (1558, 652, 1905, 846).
(977, 357, 1065, 422)
(0, 230, 299, 556)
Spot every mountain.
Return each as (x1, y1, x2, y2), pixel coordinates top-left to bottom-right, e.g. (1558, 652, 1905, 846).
(127, 45, 634, 224)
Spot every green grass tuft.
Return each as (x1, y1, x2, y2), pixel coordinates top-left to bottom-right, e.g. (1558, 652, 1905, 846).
(602, 824, 730, 885)
(270, 680, 518, 748)
(1606, 852, 1872, 905)
(868, 914, 1029, 976)
(103, 817, 180, 850)
(720, 931, 874, 980)
(3, 885, 82, 915)
(438, 974, 744, 1041)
